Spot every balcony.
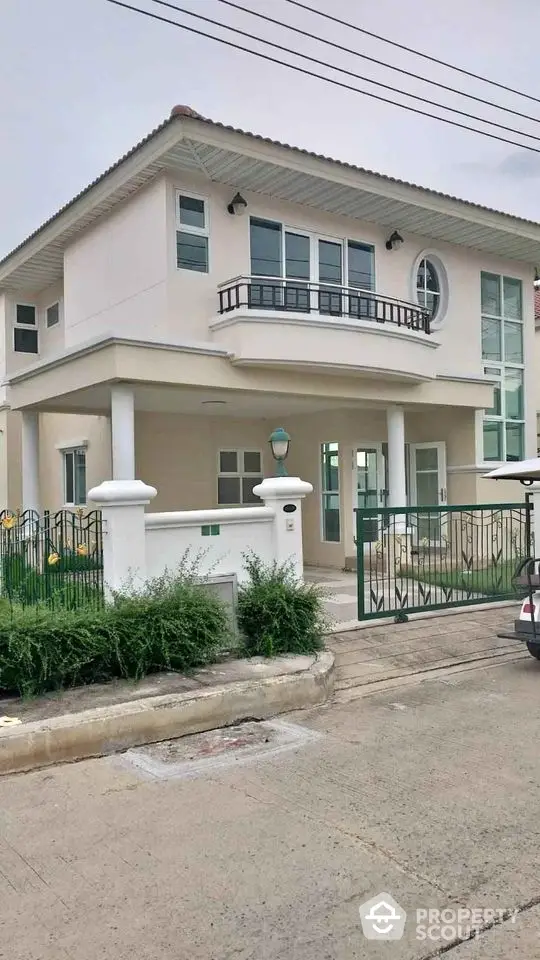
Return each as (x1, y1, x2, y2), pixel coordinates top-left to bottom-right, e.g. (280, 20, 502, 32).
(218, 277, 431, 334)
(210, 276, 439, 382)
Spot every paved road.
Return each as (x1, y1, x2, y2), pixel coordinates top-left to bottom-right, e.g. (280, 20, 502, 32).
(2, 654, 540, 958)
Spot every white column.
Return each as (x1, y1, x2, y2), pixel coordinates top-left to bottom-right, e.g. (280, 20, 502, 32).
(253, 476, 313, 580)
(88, 479, 157, 597)
(21, 410, 40, 513)
(111, 385, 135, 481)
(386, 406, 407, 508)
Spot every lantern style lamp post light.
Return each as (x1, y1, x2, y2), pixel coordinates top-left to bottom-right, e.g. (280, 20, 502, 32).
(269, 427, 291, 477)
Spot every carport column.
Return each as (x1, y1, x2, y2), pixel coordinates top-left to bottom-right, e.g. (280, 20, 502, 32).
(111, 385, 135, 481)
(88, 480, 157, 598)
(253, 476, 313, 580)
(386, 406, 407, 529)
(21, 410, 40, 513)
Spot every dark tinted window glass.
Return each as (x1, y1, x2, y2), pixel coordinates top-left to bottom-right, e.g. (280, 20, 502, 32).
(250, 218, 282, 277)
(14, 328, 38, 353)
(16, 304, 36, 325)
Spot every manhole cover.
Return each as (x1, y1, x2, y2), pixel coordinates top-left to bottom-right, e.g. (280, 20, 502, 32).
(119, 719, 322, 780)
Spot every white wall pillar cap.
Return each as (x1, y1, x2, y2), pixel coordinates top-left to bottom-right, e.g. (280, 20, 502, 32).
(253, 477, 313, 500)
(88, 479, 157, 506)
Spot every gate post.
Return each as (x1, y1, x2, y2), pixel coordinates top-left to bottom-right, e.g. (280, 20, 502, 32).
(356, 509, 365, 619)
(252, 476, 313, 580)
(88, 479, 157, 597)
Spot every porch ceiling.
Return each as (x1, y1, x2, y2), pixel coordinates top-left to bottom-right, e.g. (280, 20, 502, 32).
(2, 114, 540, 293)
(27, 383, 366, 418)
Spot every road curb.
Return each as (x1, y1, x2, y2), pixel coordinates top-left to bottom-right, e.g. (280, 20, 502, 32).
(0, 652, 335, 776)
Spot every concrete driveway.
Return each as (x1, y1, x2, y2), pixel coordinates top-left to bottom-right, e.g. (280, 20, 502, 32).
(2, 648, 540, 958)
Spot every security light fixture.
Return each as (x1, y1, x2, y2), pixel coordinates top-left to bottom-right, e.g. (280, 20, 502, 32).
(269, 427, 291, 477)
(227, 192, 248, 216)
(385, 230, 404, 251)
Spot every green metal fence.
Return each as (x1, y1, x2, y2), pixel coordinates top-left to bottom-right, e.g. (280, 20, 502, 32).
(356, 501, 532, 620)
(0, 508, 104, 608)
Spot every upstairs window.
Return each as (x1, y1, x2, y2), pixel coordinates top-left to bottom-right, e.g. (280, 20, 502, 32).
(46, 302, 60, 328)
(176, 193, 209, 272)
(347, 241, 375, 291)
(14, 303, 38, 354)
(217, 450, 263, 505)
(416, 258, 441, 319)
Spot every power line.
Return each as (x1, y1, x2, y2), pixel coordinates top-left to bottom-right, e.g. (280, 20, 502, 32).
(216, 0, 540, 127)
(144, 0, 540, 145)
(103, 0, 540, 156)
(284, 0, 540, 108)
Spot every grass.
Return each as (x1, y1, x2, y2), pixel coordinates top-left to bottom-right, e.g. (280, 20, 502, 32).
(401, 557, 523, 598)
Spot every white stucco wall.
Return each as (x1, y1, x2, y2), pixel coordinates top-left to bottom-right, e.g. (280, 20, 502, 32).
(63, 177, 168, 347)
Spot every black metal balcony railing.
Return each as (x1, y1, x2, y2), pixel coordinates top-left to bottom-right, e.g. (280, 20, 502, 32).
(218, 276, 431, 334)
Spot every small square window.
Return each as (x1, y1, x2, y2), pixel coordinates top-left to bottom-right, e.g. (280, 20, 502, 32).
(176, 232, 208, 272)
(16, 304, 36, 325)
(217, 449, 263, 505)
(14, 328, 38, 353)
(242, 477, 261, 504)
(220, 451, 238, 473)
(179, 195, 205, 230)
(217, 476, 240, 505)
(243, 451, 261, 473)
(46, 302, 60, 328)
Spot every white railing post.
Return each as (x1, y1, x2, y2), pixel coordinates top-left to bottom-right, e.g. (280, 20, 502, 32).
(88, 479, 157, 598)
(253, 476, 313, 580)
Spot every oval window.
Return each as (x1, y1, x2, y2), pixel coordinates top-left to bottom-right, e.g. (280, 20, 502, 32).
(416, 257, 442, 320)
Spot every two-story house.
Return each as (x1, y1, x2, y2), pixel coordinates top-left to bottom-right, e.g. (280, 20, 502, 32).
(0, 105, 538, 569)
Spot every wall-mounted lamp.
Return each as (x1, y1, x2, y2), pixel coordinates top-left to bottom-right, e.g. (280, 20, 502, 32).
(385, 230, 404, 251)
(227, 192, 248, 216)
(269, 426, 291, 477)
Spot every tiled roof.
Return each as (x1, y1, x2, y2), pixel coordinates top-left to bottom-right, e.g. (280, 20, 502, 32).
(1, 104, 539, 272)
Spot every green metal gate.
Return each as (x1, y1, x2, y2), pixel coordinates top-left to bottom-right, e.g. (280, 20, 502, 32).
(356, 501, 532, 620)
(0, 508, 104, 608)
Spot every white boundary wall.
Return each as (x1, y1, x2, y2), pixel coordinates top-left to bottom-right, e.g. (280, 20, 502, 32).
(88, 476, 313, 596)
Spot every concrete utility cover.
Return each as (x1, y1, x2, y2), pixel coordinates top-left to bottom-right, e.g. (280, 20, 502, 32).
(119, 719, 323, 781)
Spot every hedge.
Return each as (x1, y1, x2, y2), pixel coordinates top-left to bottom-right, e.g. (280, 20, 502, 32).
(0, 573, 230, 697)
(237, 554, 326, 658)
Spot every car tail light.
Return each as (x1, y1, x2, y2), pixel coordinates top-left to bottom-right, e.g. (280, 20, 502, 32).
(522, 602, 536, 615)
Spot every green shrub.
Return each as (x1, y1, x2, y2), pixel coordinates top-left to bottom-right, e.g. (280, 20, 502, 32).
(237, 554, 326, 658)
(0, 571, 230, 697)
(53, 549, 103, 573)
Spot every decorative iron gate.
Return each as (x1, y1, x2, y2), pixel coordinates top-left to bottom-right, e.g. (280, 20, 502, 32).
(356, 501, 532, 620)
(0, 508, 104, 607)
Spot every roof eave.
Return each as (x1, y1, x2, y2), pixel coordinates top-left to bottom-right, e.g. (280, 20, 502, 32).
(0, 114, 182, 287)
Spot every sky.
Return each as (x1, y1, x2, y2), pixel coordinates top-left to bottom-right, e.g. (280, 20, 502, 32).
(1, 0, 540, 257)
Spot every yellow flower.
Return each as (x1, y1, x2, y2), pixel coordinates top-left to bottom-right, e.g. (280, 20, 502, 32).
(47, 552, 60, 566)
(76, 544, 88, 557)
(1, 515, 16, 530)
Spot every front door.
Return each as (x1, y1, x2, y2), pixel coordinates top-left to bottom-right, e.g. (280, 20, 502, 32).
(409, 442, 447, 542)
(355, 444, 386, 545)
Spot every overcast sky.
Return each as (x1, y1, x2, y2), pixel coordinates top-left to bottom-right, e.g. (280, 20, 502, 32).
(1, 0, 540, 257)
